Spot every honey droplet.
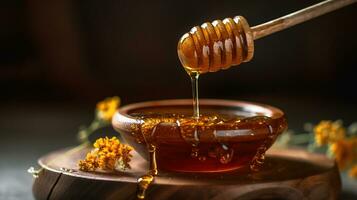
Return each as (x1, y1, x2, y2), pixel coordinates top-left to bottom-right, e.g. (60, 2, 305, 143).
(137, 174, 154, 199)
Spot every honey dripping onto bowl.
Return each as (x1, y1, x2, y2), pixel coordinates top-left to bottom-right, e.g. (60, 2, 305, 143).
(136, 16, 255, 199)
(136, 16, 254, 199)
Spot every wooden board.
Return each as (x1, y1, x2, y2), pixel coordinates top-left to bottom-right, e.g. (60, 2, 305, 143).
(32, 146, 341, 200)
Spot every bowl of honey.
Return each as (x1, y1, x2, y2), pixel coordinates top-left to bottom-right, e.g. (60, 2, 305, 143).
(112, 99, 287, 173)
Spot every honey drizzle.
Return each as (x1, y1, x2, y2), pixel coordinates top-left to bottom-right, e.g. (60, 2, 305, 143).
(250, 122, 275, 171)
(189, 69, 201, 160)
(136, 145, 157, 199)
(179, 117, 202, 160)
(190, 72, 200, 119)
(136, 117, 174, 199)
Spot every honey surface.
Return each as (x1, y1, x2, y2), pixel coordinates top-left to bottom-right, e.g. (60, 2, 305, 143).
(129, 112, 281, 172)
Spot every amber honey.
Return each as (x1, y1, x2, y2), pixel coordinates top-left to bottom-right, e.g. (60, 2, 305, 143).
(119, 104, 286, 173)
(113, 100, 287, 198)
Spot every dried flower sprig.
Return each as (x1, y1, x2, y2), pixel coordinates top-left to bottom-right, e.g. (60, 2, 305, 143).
(349, 165, 357, 178)
(276, 120, 357, 180)
(78, 96, 120, 144)
(79, 137, 133, 172)
(96, 96, 121, 121)
(328, 138, 357, 169)
(29, 96, 123, 179)
(314, 120, 346, 147)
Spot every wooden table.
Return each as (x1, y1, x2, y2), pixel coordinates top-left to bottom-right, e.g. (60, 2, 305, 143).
(32, 146, 341, 200)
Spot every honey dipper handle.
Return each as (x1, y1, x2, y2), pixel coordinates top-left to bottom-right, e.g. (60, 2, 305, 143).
(252, 0, 357, 40)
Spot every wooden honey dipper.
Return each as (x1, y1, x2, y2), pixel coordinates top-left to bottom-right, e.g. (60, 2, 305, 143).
(178, 0, 356, 74)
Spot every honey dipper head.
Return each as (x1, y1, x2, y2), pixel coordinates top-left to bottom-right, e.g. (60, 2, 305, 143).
(177, 16, 254, 74)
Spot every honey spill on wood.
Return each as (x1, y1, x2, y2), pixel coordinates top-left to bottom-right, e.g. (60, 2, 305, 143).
(136, 174, 154, 199)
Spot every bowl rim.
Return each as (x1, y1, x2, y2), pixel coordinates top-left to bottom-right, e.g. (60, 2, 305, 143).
(112, 99, 285, 130)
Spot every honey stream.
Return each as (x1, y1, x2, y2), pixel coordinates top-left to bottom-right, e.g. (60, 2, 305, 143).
(190, 72, 200, 118)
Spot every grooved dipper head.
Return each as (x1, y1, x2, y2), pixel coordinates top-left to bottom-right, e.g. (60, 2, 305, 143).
(178, 16, 254, 74)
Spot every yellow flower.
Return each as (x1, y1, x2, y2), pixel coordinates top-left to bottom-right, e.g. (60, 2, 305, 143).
(329, 139, 355, 169)
(78, 136, 133, 171)
(314, 120, 346, 146)
(96, 96, 120, 121)
(78, 152, 99, 171)
(349, 165, 357, 179)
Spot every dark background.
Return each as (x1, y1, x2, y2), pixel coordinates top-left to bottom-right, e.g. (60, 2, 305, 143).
(0, 0, 356, 199)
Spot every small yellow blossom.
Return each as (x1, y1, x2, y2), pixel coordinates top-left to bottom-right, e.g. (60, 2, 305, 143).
(96, 96, 120, 121)
(78, 152, 99, 171)
(329, 139, 355, 169)
(349, 165, 357, 179)
(314, 120, 346, 146)
(78, 137, 133, 171)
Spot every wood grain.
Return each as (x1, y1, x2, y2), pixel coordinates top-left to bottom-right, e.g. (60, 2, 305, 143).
(32, 146, 341, 200)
